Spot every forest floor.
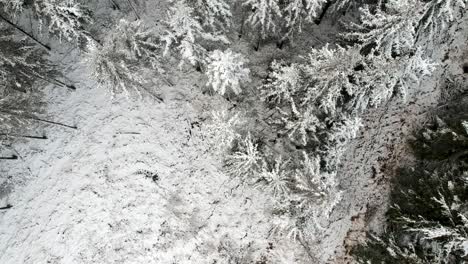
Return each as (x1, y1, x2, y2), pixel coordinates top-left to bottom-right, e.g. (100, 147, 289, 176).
(0, 44, 311, 263)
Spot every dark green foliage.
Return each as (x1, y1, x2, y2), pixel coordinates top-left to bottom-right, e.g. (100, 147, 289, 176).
(352, 99, 468, 264)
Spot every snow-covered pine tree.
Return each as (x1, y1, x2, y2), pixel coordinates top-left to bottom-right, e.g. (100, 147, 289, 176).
(243, 0, 282, 39)
(88, 19, 164, 100)
(225, 133, 263, 179)
(301, 44, 362, 115)
(189, 0, 232, 31)
(283, 0, 327, 38)
(162, 0, 228, 67)
(0, 0, 90, 43)
(348, 0, 466, 58)
(280, 106, 323, 146)
(0, 27, 52, 135)
(203, 110, 244, 150)
(260, 157, 291, 198)
(261, 60, 301, 109)
(205, 49, 250, 95)
(0, 28, 50, 93)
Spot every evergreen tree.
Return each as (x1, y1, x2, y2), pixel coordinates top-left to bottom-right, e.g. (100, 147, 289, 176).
(162, 0, 228, 67)
(243, 0, 282, 38)
(0, 0, 90, 43)
(205, 49, 251, 95)
(88, 19, 164, 100)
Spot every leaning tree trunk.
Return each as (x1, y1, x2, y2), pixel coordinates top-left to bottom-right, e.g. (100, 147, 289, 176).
(0, 109, 77, 129)
(0, 12, 51, 51)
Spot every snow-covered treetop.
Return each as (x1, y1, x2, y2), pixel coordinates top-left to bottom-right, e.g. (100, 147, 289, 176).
(87, 19, 163, 99)
(162, 1, 228, 66)
(35, 0, 90, 42)
(206, 49, 251, 95)
(0, 0, 90, 42)
(262, 60, 301, 108)
(349, 0, 466, 57)
(284, 0, 327, 37)
(302, 44, 362, 114)
(204, 110, 244, 150)
(190, 0, 232, 30)
(243, 0, 282, 38)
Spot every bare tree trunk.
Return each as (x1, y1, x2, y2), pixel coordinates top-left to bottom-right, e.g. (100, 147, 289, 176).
(109, 0, 121, 10)
(0, 133, 47, 140)
(0, 110, 78, 129)
(314, 0, 334, 25)
(0, 155, 18, 160)
(33, 74, 76, 90)
(126, 0, 140, 20)
(0, 13, 51, 51)
(0, 204, 12, 210)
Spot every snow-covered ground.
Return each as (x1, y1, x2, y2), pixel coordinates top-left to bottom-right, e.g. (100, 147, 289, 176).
(0, 46, 311, 263)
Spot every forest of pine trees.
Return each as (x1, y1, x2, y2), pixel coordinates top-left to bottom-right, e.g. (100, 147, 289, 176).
(0, 0, 466, 262)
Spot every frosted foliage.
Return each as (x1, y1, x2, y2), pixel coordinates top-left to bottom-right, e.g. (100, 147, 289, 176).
(282, 107, 322, 146)
(111, 19, 163, 70)
(226, 133, 262, 179)
(88, 19, 162, 96)
(325, 116, 363, 169)
(194, 0, 232, 29)
(35, 0, 89, 42)
(294, 154, 330, 204)
(350, 0, 466, 57)
(0, 0, 23, 13)
(302, 44, 361, 114)
(284, 0, 327, 35)
(162, 1, 228, 66)
(206, 49, 250, 95)
(262, 60, 301, 106)
(204, 111, 243, 149)
(260, 157, 290, 198)
(349, 1, 416, 58)
(243, 0, 282, 38)
(88, 43, 143, 96)
(362, 49, 436, 107)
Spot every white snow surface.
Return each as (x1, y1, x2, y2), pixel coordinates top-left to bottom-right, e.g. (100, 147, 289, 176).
(0, 48, 308, 263)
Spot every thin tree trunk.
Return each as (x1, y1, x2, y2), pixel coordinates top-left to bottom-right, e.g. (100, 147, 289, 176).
(314, 0, 334, 25)
(109, 0, 121, 10)
(0, 204, 12, 210)
(33, 74, 76, 90)
(136, 83, 164, 103)
(0, 133, 47, 140)
(0, 155, 18, 160)
(126, 0, 140, 20)
(0, 12, 51, 51)
(31, 117, 78, 129)
(0, 109, 77, 129)
(254, 38, 261, 51)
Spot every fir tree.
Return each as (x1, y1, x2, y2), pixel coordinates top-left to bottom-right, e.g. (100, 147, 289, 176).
(88, 19, 164, 100)
(162, 0, 228, 67)
(243, 0, 282, 38)
(205, 49, 251, 95)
